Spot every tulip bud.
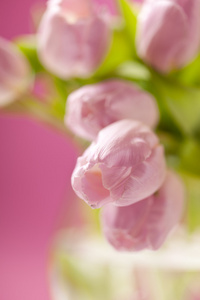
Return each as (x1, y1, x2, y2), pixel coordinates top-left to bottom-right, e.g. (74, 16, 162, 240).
(0, 37, 31, 107)
(101, 171, 184, 251)
(65, 79, 159, 141)
(136, 0, 200, 73)
(37, 0, 111, 79)
(71, 119, 166, 209)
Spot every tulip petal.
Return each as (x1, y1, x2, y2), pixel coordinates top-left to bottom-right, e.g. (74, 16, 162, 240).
(66, 79, 159, 140)
(137, 0, 187, 72)
(0, 37, 31, 106)
(38, 0, 111, 79)
(71, 120, 166, 208)
(101, 171, 185, 251)
(113, 145, 166, 206)
(136, 0, 200, 72)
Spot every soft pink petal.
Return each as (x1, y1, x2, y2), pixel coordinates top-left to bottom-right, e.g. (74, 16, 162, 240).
(0, 37, 31, 106)
(71, 120, 166, 208)
(66, 79, 159, 140)
(176, 0, 200, 65)
(147, 170, 185, 249)
(101, 171, 185, 251)
(38, 0, 111, 79)
(111, 145, 166, 206)
(93, 120, 158, 167)
(136, 0, 200, 72)
(48, 0, 93, 20)
(137, 0, 187, 72)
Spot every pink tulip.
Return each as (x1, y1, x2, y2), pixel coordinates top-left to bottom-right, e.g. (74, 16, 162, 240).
(37, 0, 111, 79)
(136, 0, 200, 73)
(65, 79, 159, 141)
(71, 119, 166, 209)
(186, 289, 200, 300)
(101, 171, 184, 251)
(0, 37, 31, 107)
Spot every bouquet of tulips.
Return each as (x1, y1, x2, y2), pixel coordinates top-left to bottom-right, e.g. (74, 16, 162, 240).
(1, 0, 200, 255)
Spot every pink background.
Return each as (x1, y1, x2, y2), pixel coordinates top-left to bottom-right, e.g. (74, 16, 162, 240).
(0, 115, 79, 300)
(0, 0, 139, 299)
(0, 0, 78, 299)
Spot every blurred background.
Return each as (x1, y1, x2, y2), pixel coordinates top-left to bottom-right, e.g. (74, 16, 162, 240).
(0, 1, 78, 299)
(0, 1, 116, 299)
(1, 0, 200, 300)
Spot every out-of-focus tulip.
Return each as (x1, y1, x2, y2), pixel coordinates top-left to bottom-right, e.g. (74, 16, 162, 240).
(65, 79, 159, 141)
(37, 0, 111, 79)
(71, 119, 166, 209)
(0, 37, 31, 107)
(101, 171, 184, 251)
(136, 0, 200, 73)
(186, 288, 200, 300)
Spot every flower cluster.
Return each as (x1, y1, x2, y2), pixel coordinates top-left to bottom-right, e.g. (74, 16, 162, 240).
(38, 0, 186, 251)
(67, 81, 184, 251)
(37, 0, 187, 251)
(1, 0, 192, 251)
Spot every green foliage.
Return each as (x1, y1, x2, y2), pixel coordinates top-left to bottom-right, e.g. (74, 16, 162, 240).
(173, 53, 200, 87)
(115, 60, 151, 81)
(15, 35, 43, 73)
(12, 0, 200, 236)
(179, 139, 200, 176)
(180, 172, 200, 232)
(95, 0, 139, 78)
(94, 28, 132, 77)
(150, 72, 200, 137)
(163, 86, 200, 136)
(118, 0, 137, 55)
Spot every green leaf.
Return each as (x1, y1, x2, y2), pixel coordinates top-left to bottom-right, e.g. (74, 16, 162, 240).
(180, 172, 200, 232)
(164, 86, 200, 136)
(173, 53, 200, 86)
(118, 0, 137, 54)
(15, 35, 43, 73)
(151, 72, 200, 136)
(115, 60, 151, 81)
(143, 75, 182, 137)
(94, 28, 132, 77)
(50, 77, 80, 120)
(53, 77, 68, 101)
(179, 139, 200, 176)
